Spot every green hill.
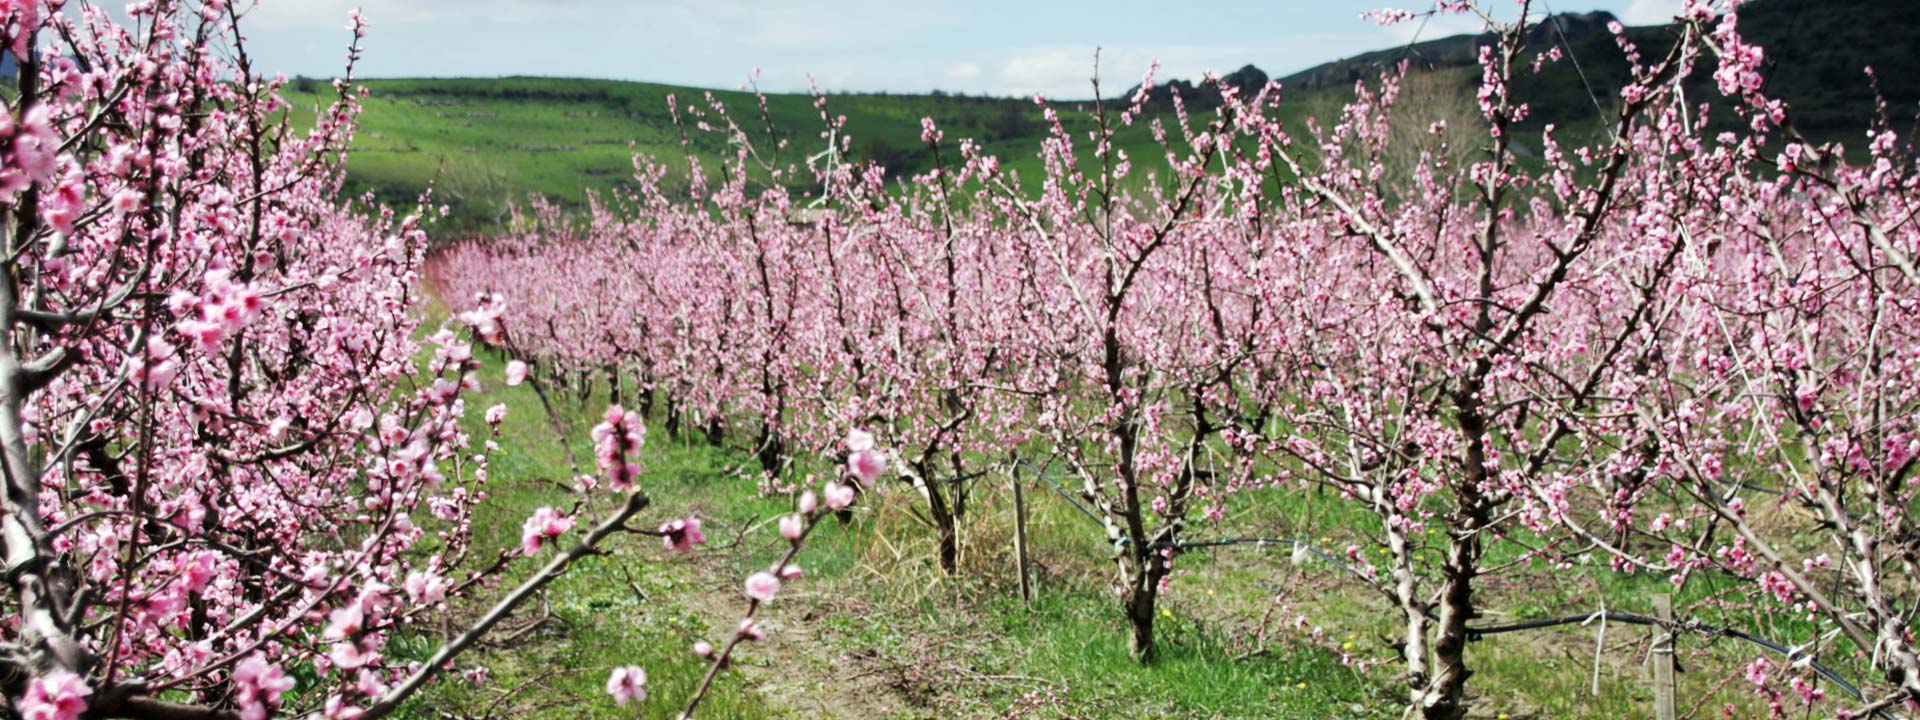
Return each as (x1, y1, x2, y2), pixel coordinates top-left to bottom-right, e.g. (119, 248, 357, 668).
(1279, 0, 1918, 138)
(297, 0, 1906, 233)
(289, 77, 1257, 233)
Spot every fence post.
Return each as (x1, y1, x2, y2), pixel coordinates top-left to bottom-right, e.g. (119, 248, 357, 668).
(1013, 464, 1032, 604)
(1652, 593, 1677, 720)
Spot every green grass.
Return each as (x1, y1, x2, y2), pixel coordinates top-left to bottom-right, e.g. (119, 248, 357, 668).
(376, 323, 1853, 719)
(352, 72, 1872, 712)
(373, 321, 1409, 718)
(286, 76, 1343, 233)
(372, 311, 768, 719)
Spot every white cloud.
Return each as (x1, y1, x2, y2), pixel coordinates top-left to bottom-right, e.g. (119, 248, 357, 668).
(1381, 11, 1487, 45)
(214, 0, 1687, 98)
(241, 0, 579, 29)
(1620, 0, 1685, 25)
(619, 0, 961, 54)
(998, 49, 1098, 98)
(987, 45, 1273, 99)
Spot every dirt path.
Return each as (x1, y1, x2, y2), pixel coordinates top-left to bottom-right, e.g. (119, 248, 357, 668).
(678, 543, 946, 719)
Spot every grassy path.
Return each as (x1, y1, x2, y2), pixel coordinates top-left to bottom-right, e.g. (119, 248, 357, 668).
(387, 338, 1802, 718)
(388, 342, 1399, 719)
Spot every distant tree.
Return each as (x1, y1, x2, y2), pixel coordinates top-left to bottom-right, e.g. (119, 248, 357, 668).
(858, 136, 911, 177)
(983, 103, 1039, 141)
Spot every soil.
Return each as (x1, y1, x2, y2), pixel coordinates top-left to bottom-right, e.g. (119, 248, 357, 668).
(679, 542, 951, 719)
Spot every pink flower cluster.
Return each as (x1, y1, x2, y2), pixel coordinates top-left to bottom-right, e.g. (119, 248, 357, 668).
(590, 404, 647, 491)
(605, 665, 646, 706)
(659, 515, 706, 551)
(232, 657, 296, 720)
(15, 671, 88, 720)
(844, 428, 889, 485)
(0, 105, 58, 202)
(170, 269, 267, 350)
(520, 506, 575, 555)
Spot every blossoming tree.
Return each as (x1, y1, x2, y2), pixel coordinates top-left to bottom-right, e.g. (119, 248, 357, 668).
(0, 2, 719, 718)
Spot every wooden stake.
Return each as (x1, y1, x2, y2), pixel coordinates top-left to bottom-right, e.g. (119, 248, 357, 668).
(1652, 593, 1678, 720)
(1013, 464, 1032, 604)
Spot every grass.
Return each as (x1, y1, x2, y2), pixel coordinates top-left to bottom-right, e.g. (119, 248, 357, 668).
(385, 331, 774, 719)
(374, 319, 1859, 719)
(377, 322, 1411, 718)
(348, 69, 1875, 716)
(283, 76, 1344, 234)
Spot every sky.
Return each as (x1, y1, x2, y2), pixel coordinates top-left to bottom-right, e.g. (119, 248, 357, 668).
(232, 0, 1688, 99)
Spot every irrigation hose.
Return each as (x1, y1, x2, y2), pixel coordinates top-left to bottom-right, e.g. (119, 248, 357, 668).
(1010, 458, 1895, 717)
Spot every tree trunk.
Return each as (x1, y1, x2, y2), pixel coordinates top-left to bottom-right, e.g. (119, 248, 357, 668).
(918, 460, 960, 575)
(949, 451, 969, 520)
(755, 425, 784, 481)
(936, 518, 958, 575)
(1383, 491, 1433, 709)
(1414, 515, 1485, 720)
(928, 490, 958, 574)
(1122, 552, 1160, 663)
(1407, 358, 1497, 719)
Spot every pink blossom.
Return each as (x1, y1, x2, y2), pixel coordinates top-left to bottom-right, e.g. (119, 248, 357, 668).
(323, 603, 364, 640)
(505, 360, 529, 386)
(847, 450, 887, 485)
(744, 571, 781, 602)
(520, 507, 574, 555)
(1794, 382, 1819, 412)
(659, 515, 706, 551)
(823, 482, 855, 510)
(460, 666, 491, 686)
(457, 302, 504, 343)
(110, 188, 143, 216)
(605, 665, 647, 706)
(328, 641, 372, 670)
(2, 0, 42, 56)
(16, 671, 90, 720)
(232, 657, 295, 720)
(590, 404, 646, 491)
(779, 514, 804, 542)
(323, 694, 363, 720)
(845, 428, 875, 452)
(404, 571, 448, 605)
(43, 171, 84, 235)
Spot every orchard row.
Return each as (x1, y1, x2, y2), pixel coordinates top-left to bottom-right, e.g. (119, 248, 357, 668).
(435, 4, 1920, 718)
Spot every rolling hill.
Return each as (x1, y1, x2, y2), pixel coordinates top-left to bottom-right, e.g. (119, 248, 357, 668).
(286, 0, 1908, 233)
(1276, 0, 1918, 136)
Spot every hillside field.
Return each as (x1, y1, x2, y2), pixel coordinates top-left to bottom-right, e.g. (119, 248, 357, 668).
(287, 75, 1366, 232)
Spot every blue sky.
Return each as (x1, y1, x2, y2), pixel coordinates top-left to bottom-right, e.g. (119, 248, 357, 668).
(235, 0, 1685, 98)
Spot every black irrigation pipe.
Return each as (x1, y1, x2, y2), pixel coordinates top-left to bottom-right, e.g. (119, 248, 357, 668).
(1153, 537, 1365, 579)
(1014, 459, 1106, 527)
(1012, 458, 1895, 718)
(929, 468, 993, 486)
(1012, 460, 1367, 579)
(1467, 612, 1892, 719)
